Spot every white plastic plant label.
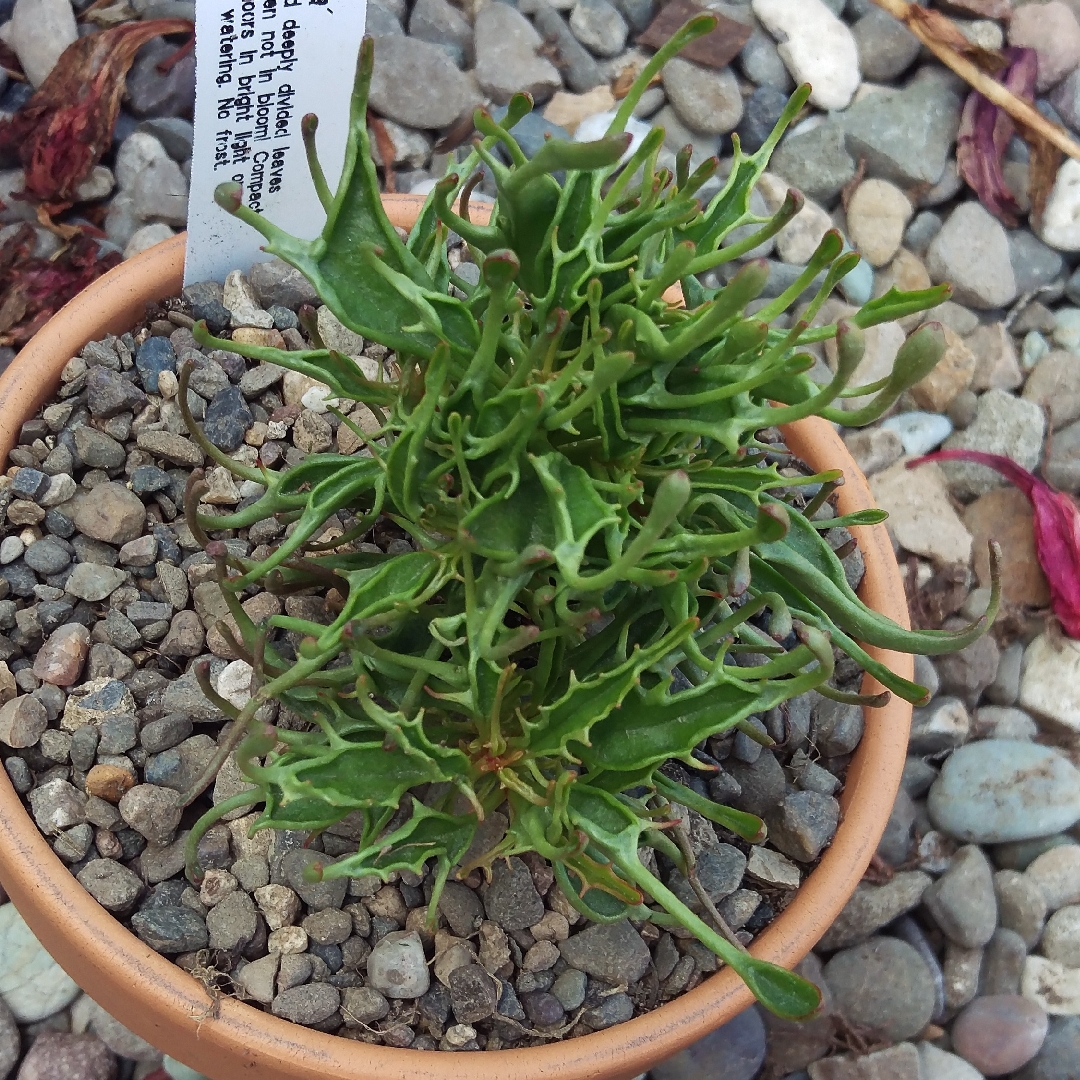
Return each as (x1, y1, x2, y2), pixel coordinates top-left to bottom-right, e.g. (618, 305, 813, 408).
(185, 0, 368, 285)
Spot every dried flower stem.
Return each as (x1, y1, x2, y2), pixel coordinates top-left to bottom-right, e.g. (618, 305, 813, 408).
(870, 0, 1080, 163)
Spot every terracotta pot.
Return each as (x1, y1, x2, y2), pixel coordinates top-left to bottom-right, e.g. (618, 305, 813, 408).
(0, 195, 914, 1080)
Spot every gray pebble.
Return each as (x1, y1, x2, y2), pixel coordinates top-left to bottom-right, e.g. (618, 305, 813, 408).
(767, 791, 840, 862)
(726, 750, 786, 817)
(652, 1002, 766, 1080)
(929, 742, 1080, 845)
(557, 919, 651, 985)
(341, 986, 390, 1025)
(818, 872, 931, 952)
(139, 713, 192, 754)
(301, 908, 353, 946)
(449, 963, 499, 1024)
(770, 121, 857, 206)
(130, 905, 208, 953)
(23, 538, 71, 576)
(522, 990, 565, 1027)
(118, 784, 182, 845)
(1015, 1016, 1080, 1080)
(551, 967, 587, 1010)
(271, 983, 340, 1026)
(581, 992, 633, 1029)
(206, 889, 258, 950)
(923, 844, 998, 948)
(439, 880, 485, 937)
(666, 845, 747, 911)
(280, 848, 347, 911)
(483, 856, 544, 931)
(76, 859, 144, 913)
(995, 869, 1048, 948)
(823, 937, 936, 1041)
(980, 927, 1028, 996)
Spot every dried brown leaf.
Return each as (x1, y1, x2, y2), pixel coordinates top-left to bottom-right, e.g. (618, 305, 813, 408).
(35, 204, 84, 241)
(907, 5, 1008, 73)
(935, 0, 1012, 18)
(433, 110, 478, 154)
(840, 156, 867, 213)
(0, 42, 25, 81)
(612, 65, 662, 99)
(1022, 123, 1064, 229)
(0, 19, 193, 205)
(637, 0, 751, 70)
(368, 110, 398, 195)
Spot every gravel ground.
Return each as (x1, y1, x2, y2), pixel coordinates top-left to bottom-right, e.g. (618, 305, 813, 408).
(1, 0, 1080, 1078)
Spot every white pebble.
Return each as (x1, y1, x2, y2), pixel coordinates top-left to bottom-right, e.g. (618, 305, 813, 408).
(881, 412, 954, 457)
(573, 111, 651, 164)
(123, 223, 175, 260)
(300, 385, 340, 414)
(216, 660, 254, 710)
(1037, 158, 1080, 251)
(1042, 905, 1080, 968)
(752, 0, 861, 111)
(6, 0, 77, 87)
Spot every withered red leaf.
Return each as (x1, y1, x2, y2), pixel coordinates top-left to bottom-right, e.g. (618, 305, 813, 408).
(0, 224, 120, 347)
(909, 450, 1080, 639)
(0, 19, 192, 205)
(637, 0, 751, 71)
(956, 47, 1040, 228)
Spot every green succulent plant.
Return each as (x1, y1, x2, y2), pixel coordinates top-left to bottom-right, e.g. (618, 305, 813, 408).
(177, 16, 999, 1023)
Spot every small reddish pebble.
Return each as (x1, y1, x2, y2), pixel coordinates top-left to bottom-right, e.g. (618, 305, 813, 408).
(951, 994, 1049, 1075)
(32, 623, 90, 686)
(84, 763, 136, 803)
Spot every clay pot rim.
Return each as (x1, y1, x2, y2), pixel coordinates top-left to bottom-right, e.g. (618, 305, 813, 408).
(0, 196, 913, 1080)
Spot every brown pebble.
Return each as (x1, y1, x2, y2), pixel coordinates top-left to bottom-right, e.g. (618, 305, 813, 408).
(85, 764, 136, 803)
(951, 994, 1049, 1075)
(94, 829, 123, 859)
(232, 327, 286, 349)
(33, 623, 90, 686)
(14, 1031, 116, 1080)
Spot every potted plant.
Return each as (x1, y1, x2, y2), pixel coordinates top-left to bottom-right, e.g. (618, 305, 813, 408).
(0, 15, 997, 1080)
